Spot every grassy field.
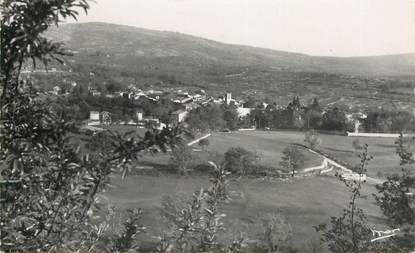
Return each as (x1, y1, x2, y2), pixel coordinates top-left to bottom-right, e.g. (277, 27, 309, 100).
(135, 130, 324, 172)
(205, 131, 323, 170)
(96, 128, 406, 178)
(317, 133, 404, 178)
(100, 129, 405, 249)
(106, 174, 383, 249)
(206, 130, 407, 178)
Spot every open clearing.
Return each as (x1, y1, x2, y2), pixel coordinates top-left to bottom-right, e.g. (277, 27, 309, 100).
(91, 128, 405, 177)
(106, 174, 382, 249)
(100, 128, 406, 177)
(102, 130, 404, 248)
(206, 130, 407, 178)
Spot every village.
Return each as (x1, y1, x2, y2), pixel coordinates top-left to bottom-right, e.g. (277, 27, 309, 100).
(1, 1, 415, 252)
(46, 82, 255, 132)
(50, 82, 412, 139)
(44, 81, 415, 140)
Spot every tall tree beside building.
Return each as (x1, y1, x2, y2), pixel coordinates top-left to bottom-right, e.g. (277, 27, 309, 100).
(322, 107, 349, 132)
(222, 104, 239, 130)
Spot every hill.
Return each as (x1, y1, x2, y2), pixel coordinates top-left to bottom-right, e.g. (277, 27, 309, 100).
(47, 22, 415, 76)
(41, 22, 415, 109)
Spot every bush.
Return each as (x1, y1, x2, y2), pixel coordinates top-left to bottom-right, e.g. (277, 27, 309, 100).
(159, 162, 237, 253)
(170, 144, 195, 175)
(198, 138, 210, 151)
(304, 130, 322, 150)
(0, 2, 180, 250)
(257, 213, 292, 253)
(280, 146, 307, 177)
(224, 147, 259, 176)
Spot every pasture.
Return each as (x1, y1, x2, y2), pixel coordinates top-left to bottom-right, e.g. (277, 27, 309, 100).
(106, 174, 383, 249)
(88, 127, 406, 178)
(102, 129, 404, 248)
(97, 128, 406, 177)
(206, 130, 406, 178)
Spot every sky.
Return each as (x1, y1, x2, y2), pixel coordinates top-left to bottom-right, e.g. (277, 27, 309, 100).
(75, 0, 415, 57)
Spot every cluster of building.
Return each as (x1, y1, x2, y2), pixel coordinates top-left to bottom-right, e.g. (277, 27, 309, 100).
(85, 85, 255, 131)
(87, 110, 168, 130)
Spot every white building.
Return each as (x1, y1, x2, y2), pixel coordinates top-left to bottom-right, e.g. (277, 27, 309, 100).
(172, 110, 188, 123)
(225, 92, 232, 105)
(237, 107, 253, 117)
(89, 111, 100, 121)
(137, 112, 143, 121)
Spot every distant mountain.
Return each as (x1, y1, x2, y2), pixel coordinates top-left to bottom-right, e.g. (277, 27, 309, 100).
(47, 22, 415, 76)
(41, 22, 415, 110)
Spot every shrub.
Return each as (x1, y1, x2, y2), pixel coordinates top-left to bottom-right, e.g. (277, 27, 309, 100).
(170, 143, 195, 175)
(159, 162, 237, 253)
(198, 138, 210, 151)
(0, 2, 180, 251)
(257, 213, 292, 253)
(280, 146, 307, 177)
(315, 145, 374, 253)
(224, 147, 259, 176)
(304, 130, 322, 150)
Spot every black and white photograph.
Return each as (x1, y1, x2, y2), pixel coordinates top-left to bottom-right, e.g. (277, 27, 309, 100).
(1, 0, 415, 252)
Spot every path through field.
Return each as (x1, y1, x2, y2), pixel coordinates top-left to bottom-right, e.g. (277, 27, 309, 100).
(298, 145, 385, 185)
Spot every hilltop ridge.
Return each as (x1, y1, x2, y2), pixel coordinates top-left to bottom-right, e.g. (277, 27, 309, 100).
(40, 22, 415, 109)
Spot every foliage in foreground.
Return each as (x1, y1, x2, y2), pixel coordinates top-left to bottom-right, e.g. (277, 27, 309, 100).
(0, 1, 180, 252)
(374, 134, 415, 252)
(160, 162, 245, 253)
(315, 145, 374, 253)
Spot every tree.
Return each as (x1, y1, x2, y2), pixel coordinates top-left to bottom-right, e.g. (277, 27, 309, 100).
(224, 147, 259, 176)
(280, 146, 306, 177)
(303, 98, 323, 129)
(258, 213, 292, 253)
(170, 143, 194, 175)
(222, 104, 239, 131)
(160, 162, 234, 253)
(106, 81, 122, 93)
(250, 108, 267, 129)
(185, 104, 225, 133)
(322, 107, 349, 132)
(304, 109, 323, 129)
(198, 138, 210, 151)
(0, 1, 180, 251)
(315, 145, 374, 253)
(374, 134, 415, 251)
(309, 98, 322, 112)
(304, 130, 322, 150)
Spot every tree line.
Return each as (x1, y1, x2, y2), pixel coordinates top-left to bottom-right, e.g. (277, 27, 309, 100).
(186, 96, 415, 134)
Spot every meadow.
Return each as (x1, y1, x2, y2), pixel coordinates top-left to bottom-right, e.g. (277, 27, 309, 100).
(94, 127, 405, 177)
(206, 130, 406, 178)
(106, 174, 382, 249)
(102, 129, 406, 249)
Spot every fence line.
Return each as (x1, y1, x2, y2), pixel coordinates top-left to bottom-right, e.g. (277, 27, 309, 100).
(187, 133, 212, 146)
